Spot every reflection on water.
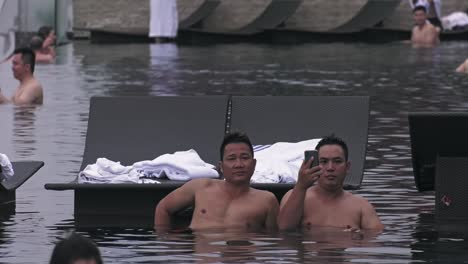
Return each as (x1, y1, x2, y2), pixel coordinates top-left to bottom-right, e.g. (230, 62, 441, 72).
(1, 40, 468, 263)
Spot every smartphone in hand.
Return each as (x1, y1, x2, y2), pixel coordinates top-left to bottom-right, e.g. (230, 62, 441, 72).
(304, 150, 319, 168)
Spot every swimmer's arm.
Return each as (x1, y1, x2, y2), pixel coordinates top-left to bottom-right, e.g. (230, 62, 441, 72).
(456, 60, 467, 73)
(154, 178, 207, 230)
(264, 193, 279, 231)
(13, 85, 40, 105)
(0, 88, 10, 104)
(278, 189, 306, 231)
(360, 199, 384, 230)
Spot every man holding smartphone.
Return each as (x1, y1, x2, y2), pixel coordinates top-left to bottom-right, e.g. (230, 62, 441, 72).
(277, 135, 383, 231)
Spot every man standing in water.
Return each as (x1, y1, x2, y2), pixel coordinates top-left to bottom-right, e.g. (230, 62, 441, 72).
(155, 132, 279, 231)
(411, 6, 440, 47)
(0, 48, 43, 105)
(278, 135, 384, 231)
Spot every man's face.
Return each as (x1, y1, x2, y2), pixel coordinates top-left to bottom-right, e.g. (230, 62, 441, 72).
(219, 143, 256, 184)
(317, 144, 350, 188)
(414, 10, 427, 26)
(11, 54, 29, 80)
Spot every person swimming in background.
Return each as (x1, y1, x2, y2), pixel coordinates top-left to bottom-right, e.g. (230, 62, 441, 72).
(49, 233, 103, 264)
(456, 59, 468, 73)
(410, 0, 442, 30)
(38, 25, 56, 58)
(29, 35, 55, 64)
(411, 6, 440, 47)
(0, 48, 43, 105)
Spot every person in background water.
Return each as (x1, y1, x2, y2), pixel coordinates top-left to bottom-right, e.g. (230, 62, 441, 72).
(410, 0, 442, 29)
(277, 135, 384, 231)
(38, 26, 56, 58)
(411, 6, 440, 47)
(155, 132, 279, 232)
(456, 59, 468, 73)
(0, 48, 43, 105)
(49, 233, 103, 264)
(29, 35, 55, 64)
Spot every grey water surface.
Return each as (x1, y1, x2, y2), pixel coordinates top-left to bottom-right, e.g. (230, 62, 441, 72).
(1, 40, 468, 263)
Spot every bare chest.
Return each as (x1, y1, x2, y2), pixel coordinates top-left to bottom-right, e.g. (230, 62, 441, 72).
(302, 199, 362, 229)
(191, 190, 267, 228)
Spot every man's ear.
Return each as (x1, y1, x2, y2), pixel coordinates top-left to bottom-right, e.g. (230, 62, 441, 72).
(218, 161, 223, 174)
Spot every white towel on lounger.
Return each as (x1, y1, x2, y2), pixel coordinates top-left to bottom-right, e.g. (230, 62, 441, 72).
(0, 153, 14, 180)
(251, 139, 321, 184)
(132, 149, 219, 181)
(78, 158, 141, 184)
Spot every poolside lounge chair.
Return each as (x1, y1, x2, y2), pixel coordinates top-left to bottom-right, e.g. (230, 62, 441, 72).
(0, 161, 44, 213)
(229, 96, 370, 199)
(409, 112, 468, 232)
(45, 96, 229, 228)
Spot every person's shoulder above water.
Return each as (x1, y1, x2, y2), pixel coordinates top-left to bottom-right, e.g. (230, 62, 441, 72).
(29, 35, 55, 64)
(456, 59, 468, 73)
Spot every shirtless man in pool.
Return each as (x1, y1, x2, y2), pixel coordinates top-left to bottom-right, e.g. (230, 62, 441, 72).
(155, 132, 279, 231)
(278, 135, 384, 231)
(0, 48, 43, 105)
(411, 5, 440, 47)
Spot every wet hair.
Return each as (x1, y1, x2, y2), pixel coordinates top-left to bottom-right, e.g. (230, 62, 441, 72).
(49, 233, 103, 264)
(13, 47, 36, 73)
(38, 25, 53, 39)
(29, 35, 44, 51)
(315, 134, 349, 161)
(413, 5, 427, 14)
(219, 131, 254, 160)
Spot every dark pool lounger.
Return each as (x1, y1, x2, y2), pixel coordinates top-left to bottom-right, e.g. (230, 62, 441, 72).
(45, 95, 369, 228)
(45, 96, 229, 228)
(230, 96, 370, 198)
(409, 112, 468, 232)
(1, 161, 44, 213)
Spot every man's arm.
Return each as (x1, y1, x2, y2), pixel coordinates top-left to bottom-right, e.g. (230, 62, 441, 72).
(13, 83, 42, 105)
(455, 60, 467, 73)
(0, 88, 10, 104)
(360, 199, 384, 230)
(277, 159, 320, 231)
(264, 193, 279, 231)
(154, 179, 208, 231)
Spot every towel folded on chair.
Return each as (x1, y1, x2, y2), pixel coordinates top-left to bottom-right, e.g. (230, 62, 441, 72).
(133, 149, 219, 181)
(0, 153, 14, 180)
(78, 150, 219, 184)
(252, 139, 321, 184)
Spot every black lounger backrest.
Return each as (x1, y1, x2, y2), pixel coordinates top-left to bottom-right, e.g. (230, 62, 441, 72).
(229, 96, 370, 189)
(80, 96, 230, 171)
(409, 112, 468, 192)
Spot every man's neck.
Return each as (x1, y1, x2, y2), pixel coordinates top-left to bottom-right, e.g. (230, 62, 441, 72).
(19, 74, 33, 85)
(221, 181, 250, 198)
(316, 184, 344, 199)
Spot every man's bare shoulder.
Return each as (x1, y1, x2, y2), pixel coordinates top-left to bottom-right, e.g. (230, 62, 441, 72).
(187, 178, 219, 188)
(345, 192, 373, 207)
(250, 187, 277, 201)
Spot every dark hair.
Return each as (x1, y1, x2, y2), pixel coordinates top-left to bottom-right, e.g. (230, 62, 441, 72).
(219, 131, 254, 160)
(29, 35, 44, 51)
(50, 233, 103, 264)
(413, 5, 427, 14)
(315, 134, 349, 161)
(38, 26, 53, 39)
(13, 47, 36, 73)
